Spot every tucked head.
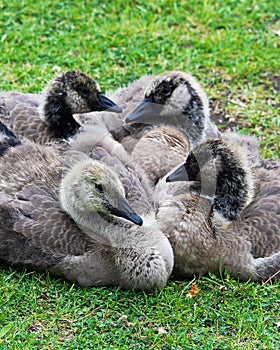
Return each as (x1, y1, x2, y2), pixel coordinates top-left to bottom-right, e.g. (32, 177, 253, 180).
(61, 160, 143, 226)
(166, 137, 254, 222)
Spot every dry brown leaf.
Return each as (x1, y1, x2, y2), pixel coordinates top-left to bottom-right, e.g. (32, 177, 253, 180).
(187, 281, 199, 297)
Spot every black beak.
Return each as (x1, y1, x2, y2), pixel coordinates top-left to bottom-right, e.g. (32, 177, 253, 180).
(108, 197, 143, 226)
(125, 96, 163, 124)
(166, 164, 201, 190)
(166, 164, 189, 182)
(97, 93, 122, 113)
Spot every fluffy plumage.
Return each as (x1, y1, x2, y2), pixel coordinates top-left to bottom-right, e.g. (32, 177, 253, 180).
(0, 142, 173, 290)
(160, 136, 280, 281)
(131, 125, 190, 187)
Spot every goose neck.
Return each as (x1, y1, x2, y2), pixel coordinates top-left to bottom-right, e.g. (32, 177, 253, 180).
(43, 96, 80, 138)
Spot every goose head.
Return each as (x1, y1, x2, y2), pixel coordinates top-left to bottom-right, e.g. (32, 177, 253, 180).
(60, 159, 143, 230)
(39, 71, 122, 139)
(125, 71, 216, 147)
(166, 137, 254, 225)
(0, 120, 21, 156)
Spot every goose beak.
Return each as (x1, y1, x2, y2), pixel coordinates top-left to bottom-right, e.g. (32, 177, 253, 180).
(97, 93, 122, 113)
(109, 197, 143, 226)
(166, 164, 201, 190)
(166, 164, 189, 182)
(125, 97, 163, 124)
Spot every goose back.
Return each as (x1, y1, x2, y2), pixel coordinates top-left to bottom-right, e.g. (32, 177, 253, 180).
(131, 126, 190, 188)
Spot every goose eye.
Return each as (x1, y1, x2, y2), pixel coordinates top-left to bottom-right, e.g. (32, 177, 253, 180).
(95, 184, 104, 192)
(161, 84, 171, 96)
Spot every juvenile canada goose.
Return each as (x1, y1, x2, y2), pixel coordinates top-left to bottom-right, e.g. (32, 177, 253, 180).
(125, 71, 220, 148)
(125, 71, 277, 192)
(159, 137, 280, 281)
(0, 70, 121, 144)
(122, 71, 219, 185)
(165, 136, 280, 257)
(0, 142, 173, 290)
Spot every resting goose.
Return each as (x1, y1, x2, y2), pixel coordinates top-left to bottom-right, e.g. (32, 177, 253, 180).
(0, 142, 173, 290)
(158, 136, 280, 281)
(122, 71, 220, 185)
(125, 70, 220, 148)
(0, 70, 121, 144)
(126, 71, 278, 191)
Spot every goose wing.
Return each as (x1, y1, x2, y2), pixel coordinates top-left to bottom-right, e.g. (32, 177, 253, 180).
(10, 103, 57, 144)
(237, 179, 280, 258)
(0, 91, 40, 113)
(12, 183, 96, 257)
(0, 91, 56, 144)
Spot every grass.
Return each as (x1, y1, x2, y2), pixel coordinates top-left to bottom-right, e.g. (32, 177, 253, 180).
(0, 0, 279, 158)
(1, 268, 279, 349)
(0, 0, 279, 348)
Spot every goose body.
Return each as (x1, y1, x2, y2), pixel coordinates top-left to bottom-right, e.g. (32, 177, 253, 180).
(0, 142, 173, 290)
(131, 125, 190, 188)
(161, 137, 280, 281)
(0, 71, 121, 144)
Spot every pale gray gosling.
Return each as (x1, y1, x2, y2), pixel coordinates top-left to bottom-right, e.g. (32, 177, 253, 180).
(125, 71, 220, 148)
(0, 143, 173, 290)
(158, 137, 280, 282)
(0, 70, 121, 144)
